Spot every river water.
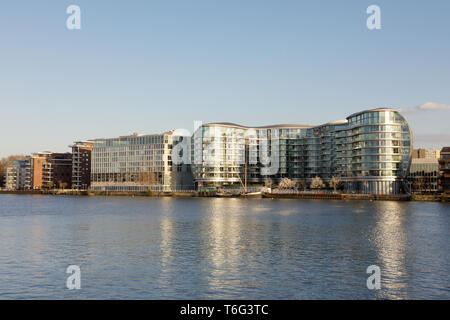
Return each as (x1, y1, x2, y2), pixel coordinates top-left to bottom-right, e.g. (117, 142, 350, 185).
(0, 194, 448, 299)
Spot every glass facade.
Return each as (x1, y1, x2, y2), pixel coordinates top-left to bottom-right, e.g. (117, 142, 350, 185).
(338, 109, 412, 194)
(191, 123, 313, 186)
(191, 109, 412, 194)
(407, 159, 439, 194)
(91, 132, 193, 192)
(192, 124, 247, 185)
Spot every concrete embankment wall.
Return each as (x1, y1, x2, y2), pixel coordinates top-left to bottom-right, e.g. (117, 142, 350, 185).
(86, 190, 196, 197)
(1, 190, 198, 197)
(411, 194, 445, 202)
(0, 190, 42, 195)
(2, 190, 448, 202)
(262, 193, 341, 200)
(262, 192, 412, 201)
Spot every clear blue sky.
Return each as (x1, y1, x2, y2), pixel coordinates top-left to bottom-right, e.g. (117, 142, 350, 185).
(0, 0, 449, 157)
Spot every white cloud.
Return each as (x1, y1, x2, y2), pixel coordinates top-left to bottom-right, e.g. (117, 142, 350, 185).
(418, 102, 450, 111)
(400, 102, 450, 114)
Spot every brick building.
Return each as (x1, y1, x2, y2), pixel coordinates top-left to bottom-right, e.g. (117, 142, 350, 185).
(30, 152, 51, 189)
(70, 141, 93, 190)
(42, 153, 72, 189)
(31, 152, 72, 189)
(438, 147, 450, 195)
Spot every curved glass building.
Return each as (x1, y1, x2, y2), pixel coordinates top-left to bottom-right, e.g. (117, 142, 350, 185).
(337, 109, 412, 194)
(191, 123, 313, 186)
(191, 108, 412, 194)
(192, 123, 247, 185)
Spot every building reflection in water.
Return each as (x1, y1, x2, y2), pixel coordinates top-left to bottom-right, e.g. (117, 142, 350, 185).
(2, 194, 448, 299)
(155, 198, 312, 298)
(21, 215, 51, 289)
(372, 201, 409, 299)
(201, 199, 296, 297)
(158, 198, 175, 284)
(203, 199, 245, 295)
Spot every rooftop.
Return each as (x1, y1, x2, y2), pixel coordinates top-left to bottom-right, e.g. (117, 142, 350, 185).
(346, 108, 399, 119)
(90, 130, 174, 141)
(411, 158, 439, 164)
(204, 122, 314, 129)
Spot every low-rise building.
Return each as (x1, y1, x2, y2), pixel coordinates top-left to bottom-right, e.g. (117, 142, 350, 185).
(42, 153, 72, 189)
(412, 148, 440, 160)
(30, 152, 51, 189)
(31, 152, 72, 189)
(90, 131, 193, 192)
(71, 141, 93, 190)
(5, 166, 17, 190)
(5, 159, 31, 190)
(407, 158, 439, 194)
(438, 147, 450, 195)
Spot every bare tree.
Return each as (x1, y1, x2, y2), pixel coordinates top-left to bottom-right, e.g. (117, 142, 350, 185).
(329, 176, 341, 193)
(310, 176, 325, 190)
(0, 155, 27, 186)
(413, 177, 426, 194)
(278, 178, 296, 190)
(297, 179, 307, 191)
